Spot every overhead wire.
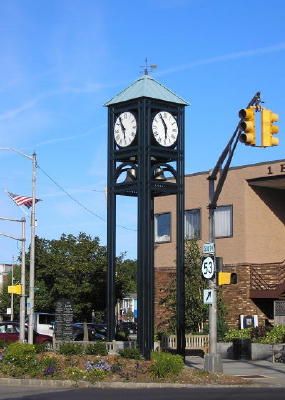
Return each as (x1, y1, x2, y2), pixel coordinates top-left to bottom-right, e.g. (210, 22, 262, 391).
(37, 164, 137, 232)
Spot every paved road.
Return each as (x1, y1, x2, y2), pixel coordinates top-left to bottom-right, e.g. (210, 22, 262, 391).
(0, 386, 69, 399)
(1, 387, 285, 400)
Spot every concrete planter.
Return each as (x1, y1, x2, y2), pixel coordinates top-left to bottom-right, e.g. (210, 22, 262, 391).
(217, 342, 233, 359)
(250, 343, 272, 361)
(218, 341, 283, 361)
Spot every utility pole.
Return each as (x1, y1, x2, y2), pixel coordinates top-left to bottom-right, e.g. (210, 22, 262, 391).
(0, 216, 26, 342)
(20, 218, 26, 343)
(11, 257, 14, 322)
(0, 148, 37, 344)
(204, 92, 262, 373)
(28, 152, 37, 344)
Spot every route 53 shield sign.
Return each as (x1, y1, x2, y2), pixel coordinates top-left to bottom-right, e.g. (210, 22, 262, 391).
(201, 256, 215, 279)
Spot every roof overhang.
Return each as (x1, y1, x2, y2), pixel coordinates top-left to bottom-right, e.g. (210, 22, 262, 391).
(248, 175, 285, 190)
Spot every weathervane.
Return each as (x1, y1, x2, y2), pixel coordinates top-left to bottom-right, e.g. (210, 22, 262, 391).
(141, 58, 157, 75)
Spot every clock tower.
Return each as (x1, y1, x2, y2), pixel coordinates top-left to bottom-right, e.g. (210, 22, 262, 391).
(106, 71, 188, 358)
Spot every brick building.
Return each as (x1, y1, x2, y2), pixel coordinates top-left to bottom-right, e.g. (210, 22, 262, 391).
(154, 159, 285, 329)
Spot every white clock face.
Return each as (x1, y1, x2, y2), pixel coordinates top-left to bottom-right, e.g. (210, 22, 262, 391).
(152, 111, 178, 147)
(114, 112, 137, 147)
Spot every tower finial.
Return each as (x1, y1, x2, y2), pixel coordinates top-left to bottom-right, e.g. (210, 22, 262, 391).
(140, 58, 157, 75)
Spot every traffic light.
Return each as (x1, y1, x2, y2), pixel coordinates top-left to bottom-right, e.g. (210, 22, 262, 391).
(239, 107, 256, 146)
(218, 272, 237, 285)
(261, 109, 279, 147)
(8, 284, 22, 295)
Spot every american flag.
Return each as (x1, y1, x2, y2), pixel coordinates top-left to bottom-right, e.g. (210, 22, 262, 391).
(8, 192, 41, 209)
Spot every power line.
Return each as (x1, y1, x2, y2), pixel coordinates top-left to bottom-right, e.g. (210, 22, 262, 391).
(37, 164, 137, 232)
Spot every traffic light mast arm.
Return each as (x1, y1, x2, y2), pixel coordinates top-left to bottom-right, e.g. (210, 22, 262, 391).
(206, 92, 261, 370)
(208, 92, 262, 209)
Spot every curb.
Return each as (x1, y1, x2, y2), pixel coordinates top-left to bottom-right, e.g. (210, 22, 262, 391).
(0, 378, 283, 389)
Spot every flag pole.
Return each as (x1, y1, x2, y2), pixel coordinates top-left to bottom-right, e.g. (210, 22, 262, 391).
(28, 152, 37, 344)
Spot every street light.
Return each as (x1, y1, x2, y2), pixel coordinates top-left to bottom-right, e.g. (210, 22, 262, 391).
(0, 216, 26, 342)
(0, 148, 37, 344)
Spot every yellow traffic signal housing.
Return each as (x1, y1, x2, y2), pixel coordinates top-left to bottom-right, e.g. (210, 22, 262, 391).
(218, 272, 237, 285)
(8, 284, 22, 295)
(239, 107, 256, 146)
(261, 109, 279, 147)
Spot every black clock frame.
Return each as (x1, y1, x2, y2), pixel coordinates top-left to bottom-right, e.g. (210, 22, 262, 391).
(107, 96, 185, 359)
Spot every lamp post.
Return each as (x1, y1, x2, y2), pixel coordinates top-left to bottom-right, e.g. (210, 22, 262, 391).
(0, 216, 26, 342)
(0, 148, 37, 344)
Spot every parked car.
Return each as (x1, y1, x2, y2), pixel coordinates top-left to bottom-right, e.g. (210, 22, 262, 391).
(72, 323, 106, 341)
(116, 321, 137, 340)
(118, 321, 137, 335)
(93, 323, 107, 336)
(0, 322, 53, 348)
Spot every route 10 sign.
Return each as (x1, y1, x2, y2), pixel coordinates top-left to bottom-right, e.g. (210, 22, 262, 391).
(201, 256, 215, 279)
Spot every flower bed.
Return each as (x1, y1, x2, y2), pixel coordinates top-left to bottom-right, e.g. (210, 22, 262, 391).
(0, 342, 248, 385)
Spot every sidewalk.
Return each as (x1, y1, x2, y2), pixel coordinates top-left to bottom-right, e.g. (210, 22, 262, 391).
(186, 356, 285, 387)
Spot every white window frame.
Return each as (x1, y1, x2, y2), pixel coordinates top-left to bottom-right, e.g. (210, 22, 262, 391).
(214, 205, 233, 238)
(154, 212, 171, 243)
(185, 208, 201, 239)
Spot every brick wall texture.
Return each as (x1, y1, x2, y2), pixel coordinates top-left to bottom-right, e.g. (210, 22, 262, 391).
(154, 260, 285, 331)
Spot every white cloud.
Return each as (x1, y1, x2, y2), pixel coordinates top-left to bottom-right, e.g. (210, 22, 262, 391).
(157, 42, 285, 76)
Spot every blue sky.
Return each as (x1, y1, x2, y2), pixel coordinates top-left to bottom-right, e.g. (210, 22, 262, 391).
(1, 0, 285, 263)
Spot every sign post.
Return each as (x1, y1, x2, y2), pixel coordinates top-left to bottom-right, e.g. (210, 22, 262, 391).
(203, 238, 223, 373)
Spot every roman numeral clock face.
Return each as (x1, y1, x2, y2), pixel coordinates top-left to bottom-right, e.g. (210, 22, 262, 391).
(152, 111, 178, 147)
(114, 112, 137, 147)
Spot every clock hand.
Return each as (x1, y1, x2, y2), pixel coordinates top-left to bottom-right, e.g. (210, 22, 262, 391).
(119, 116, 126, 139)
(159, 113, 168, 139)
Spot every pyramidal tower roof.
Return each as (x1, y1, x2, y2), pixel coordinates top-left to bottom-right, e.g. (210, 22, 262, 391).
(105, 74, 188, 106)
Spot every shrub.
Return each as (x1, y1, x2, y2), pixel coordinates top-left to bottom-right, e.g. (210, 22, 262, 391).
(58, 343, 83, 355)
(0, 340, 7, 350)
(223, 328, 252, 342)
(149, 352, 184, 379)
(3, 342, 36, 366)
(40, 356, 59, 377)
(118, 347, 142, 360)
(64, 367, 87, 381)
(250, 326, 269, 341)
(64, 366, 107, 382)
(85, 342, 107, 356)
(87, 368, 107, 382)
(257, 325, 285, 344)
(223, 325, 285, 344)
(0, 343, 38, 377)
(34, 343, 50, 353)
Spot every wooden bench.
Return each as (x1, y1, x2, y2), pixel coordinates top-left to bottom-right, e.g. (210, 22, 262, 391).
(161, 334, 209, 354)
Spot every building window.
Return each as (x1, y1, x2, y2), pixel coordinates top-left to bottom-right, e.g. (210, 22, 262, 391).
(154, 213, 171, 243)
(185, 209, 201, 239)
(214, 205, 233, 238)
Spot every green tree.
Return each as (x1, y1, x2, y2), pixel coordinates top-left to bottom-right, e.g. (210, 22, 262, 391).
(116, 255, 137, 297)
(24, 233, 136, 321)
(162, 239, 228, 336)
(162, 240, 208, 333)
(184, 240, 209, 332)
(0, 265, 21, 319)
